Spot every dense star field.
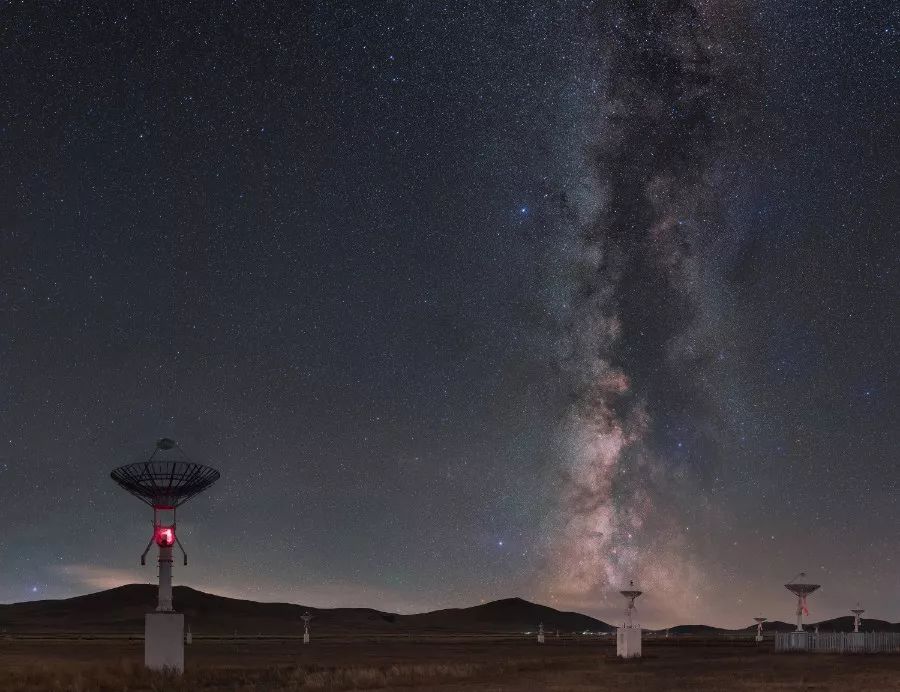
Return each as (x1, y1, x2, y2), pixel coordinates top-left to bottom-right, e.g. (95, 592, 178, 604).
(0, 1, 897, 629)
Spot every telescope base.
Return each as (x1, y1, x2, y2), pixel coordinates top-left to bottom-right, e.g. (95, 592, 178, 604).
(145, 612, 184, 673)
(617, 627, 642, 658)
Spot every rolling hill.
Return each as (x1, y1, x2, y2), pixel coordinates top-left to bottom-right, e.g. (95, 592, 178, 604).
(0, 586, 612, 635)
(662, 617, 900, 636)
(3, 587, 894, 636)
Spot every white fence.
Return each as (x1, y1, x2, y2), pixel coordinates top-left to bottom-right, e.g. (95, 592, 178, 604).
(775, 632, 900, 654)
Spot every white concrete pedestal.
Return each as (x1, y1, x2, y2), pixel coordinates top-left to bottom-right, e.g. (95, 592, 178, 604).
(755, 634, 763, 642)
(786, 631, 809, 651)
(145, 612, 184, 672)
(616, 627, 641, 658)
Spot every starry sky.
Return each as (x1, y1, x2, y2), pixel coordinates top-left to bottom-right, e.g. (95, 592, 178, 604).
(0, 1, 897, 629)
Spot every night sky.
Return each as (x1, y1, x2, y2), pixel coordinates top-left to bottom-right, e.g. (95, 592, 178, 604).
(1, 1, 897, 629)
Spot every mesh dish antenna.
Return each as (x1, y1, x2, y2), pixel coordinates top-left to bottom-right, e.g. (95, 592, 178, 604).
(784, 572, 820, 633)
(111, 438, 220, 509)
(110, 439, 220, 612)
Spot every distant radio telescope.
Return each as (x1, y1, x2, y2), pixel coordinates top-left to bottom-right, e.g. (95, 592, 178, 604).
(784, 572, 820, 633)
(620, 581, 642, 629)
(110, 438, 220, 672)
(616, 580, 643, 659)
(301, 612, 313, 644)
(850, 604, 865, 634)
(753, 617, 767, 643)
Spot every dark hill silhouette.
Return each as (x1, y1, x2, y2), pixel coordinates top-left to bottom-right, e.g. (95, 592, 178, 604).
(738, 620, 795, 633)
(0, 586, 611, 635)
(666, 624, 731, 636)
(401, 597, 613, 633)
(666, 622, 809, 635)
(4, 587, 894, 636)
(781, 615, 900, 633)
(668, 618, 900, 636)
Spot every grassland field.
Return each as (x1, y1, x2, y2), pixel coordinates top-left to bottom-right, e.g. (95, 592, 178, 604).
(1, 635, 899, 691)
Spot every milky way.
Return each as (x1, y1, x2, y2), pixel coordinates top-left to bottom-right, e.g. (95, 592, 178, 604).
(1, 0, 897, 627)
(545, 0, 753, 622)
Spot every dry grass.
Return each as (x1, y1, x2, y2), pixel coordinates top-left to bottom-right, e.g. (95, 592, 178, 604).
(0, 638, 899, 691)
(0, 661, 490, 691)
(302, 663, 482, 689)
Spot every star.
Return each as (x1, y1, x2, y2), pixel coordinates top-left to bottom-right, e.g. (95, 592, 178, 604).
(0, 0, 895, 633)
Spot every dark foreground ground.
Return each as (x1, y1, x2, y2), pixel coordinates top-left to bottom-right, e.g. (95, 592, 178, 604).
(1, 635, 900, 691)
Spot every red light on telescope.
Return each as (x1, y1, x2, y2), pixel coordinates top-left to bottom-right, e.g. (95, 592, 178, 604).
(155, 526, 175, 547)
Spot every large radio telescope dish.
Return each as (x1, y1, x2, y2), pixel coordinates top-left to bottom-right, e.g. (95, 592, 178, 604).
(110, 438, 220, 509)
(785, 583, 820, 597)
(784, 572, 820, 633)
(109, 438, 221, 671)
(619, 579, 643, 602)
